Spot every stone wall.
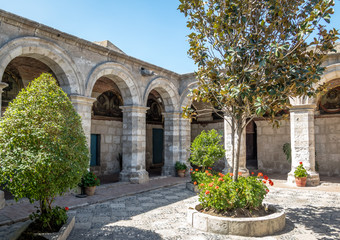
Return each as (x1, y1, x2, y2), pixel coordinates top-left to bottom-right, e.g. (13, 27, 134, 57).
(90, 119, 123, 176)
(255, 120, 291, 174)
(315, 116, 340, 176)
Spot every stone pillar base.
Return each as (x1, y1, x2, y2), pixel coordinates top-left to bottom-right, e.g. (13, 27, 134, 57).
(162, 165, 176, 177)
(120, 170, 149, 184)
(287, 171, 320, 186)
(0, 190, 5, 209)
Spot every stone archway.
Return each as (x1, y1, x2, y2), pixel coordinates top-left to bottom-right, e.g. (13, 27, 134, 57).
(0, 37, 81, 95)
(144, 77, 181, 176)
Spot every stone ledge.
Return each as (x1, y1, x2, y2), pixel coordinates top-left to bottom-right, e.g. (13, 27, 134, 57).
(186, 182, 200, 193)
(187, 204, 285, 237)
(35, 216, 75, 240)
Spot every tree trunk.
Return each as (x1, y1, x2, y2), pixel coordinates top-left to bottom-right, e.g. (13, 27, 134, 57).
(232, 119, 243, 182)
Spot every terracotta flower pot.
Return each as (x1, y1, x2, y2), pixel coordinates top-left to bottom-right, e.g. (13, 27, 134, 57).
(295, 177, 307, 187)
(85, 186, 96, 196)
(177, 169, 186, 177)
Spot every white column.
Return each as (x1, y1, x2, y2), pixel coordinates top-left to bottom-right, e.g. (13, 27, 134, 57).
(287, 105, 319, 186)
(0, 82, 8, 209)
(223, 115, 249, 176)
(162, 112, 181, 176)
(69, 95, 96, 149)
(179, 117, 191, 164)
(120, 106, 149, 184)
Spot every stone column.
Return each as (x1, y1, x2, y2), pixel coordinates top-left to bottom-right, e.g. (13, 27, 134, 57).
(287, 104, 319, 186)
(179, 117, 191, 166)
(69, 95, 96, 149)
(223, 115, 249, 176)
(120, 106, 149, 184)
(0, 82, 8, 116)
(0, 82, 8, 209)
(162, 112, 181, 176)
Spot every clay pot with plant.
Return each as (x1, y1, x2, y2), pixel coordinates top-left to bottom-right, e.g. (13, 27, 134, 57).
(175, 161, 187, 177)
(81, 171, 100, 196)
(294, 162, 308, 187)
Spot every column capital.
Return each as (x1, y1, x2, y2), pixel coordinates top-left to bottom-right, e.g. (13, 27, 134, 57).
(0, 82, 8, 91)
(162, 111, 181, 118)
(119, 105, 149, 113)
(69, 95, 96, 106)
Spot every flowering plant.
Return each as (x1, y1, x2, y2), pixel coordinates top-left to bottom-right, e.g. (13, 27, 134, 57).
(190, 168, 214, 185)
(294, 162, 308, 178)
(81, 171, 100, 187)
(197, 171, 273, 211)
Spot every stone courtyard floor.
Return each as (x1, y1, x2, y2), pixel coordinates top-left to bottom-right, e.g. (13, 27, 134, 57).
(1, 175, 340, 239)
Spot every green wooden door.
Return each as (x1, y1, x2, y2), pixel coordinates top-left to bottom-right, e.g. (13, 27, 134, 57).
(152, 128, 164, 164)
(90, 134, 100, 166)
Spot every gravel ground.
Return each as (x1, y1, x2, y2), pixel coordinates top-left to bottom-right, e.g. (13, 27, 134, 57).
(67, 183, 340, 240)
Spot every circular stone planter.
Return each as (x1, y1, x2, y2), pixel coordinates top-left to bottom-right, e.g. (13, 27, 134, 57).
(187, 204, 285, 237)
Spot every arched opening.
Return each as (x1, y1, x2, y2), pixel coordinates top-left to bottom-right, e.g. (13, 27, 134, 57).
(145, 90, 165, 177)
(246, 120, 258, 170)
(90, 76, 124, 183)
(1, 56, 57, 113)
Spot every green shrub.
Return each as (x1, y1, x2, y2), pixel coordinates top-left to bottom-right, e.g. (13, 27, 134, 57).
(189, 129, 226, 170)
(0, 73, 89, 230)
(190, 168, 214, 184)
(197, 172, 273, 211)
(29, 206, 69, 232)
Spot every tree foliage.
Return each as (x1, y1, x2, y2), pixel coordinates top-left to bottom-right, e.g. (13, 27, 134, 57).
(179, 0, 338, 181)
(0, 73, 89, 214)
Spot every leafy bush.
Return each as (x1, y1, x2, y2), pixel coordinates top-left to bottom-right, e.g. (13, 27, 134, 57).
(81, 171, 100, 187)
(189, 129, 226, 170)
(0, 73, 89, 230)
(190, 167, 213, 185)
(197, 172, 273, 211)
(294, 162, 308, 178)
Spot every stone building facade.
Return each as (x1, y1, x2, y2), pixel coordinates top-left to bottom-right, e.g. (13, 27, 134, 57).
(0, 9, 339, 208)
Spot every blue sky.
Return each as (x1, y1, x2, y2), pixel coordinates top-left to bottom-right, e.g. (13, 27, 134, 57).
(0, 0, 339, 74)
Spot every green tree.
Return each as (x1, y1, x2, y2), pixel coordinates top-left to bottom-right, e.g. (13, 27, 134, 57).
(179, 0, 338, 181)
(189, 129, 226, 170)
(0, 73, 89, 219)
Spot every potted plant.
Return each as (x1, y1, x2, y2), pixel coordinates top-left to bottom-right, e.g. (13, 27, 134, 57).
(175, 161, 187, 177)
(294, 162, 308, 187)
(81, 171, 100, 195)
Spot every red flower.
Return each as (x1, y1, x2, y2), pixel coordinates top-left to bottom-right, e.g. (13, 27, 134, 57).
(215, 186, 219, 190)
(229, 173, 233, 176)
(238, 172, 242, 176)
(208, 167, 212, 170)
(268, 179, 274, 186)
(218, 177, 224, 182)
(299, 162, 303, 165)
(205, 190, 210, 195)
(94, 178, 97, 180)
(65, 207, 69, 211)
(266, 189, 269, 193)
(208, 182, 214, 187)
(251, 172, 254, 175)
(191, 171, 195, 174)
(207, 173, 212, 176)
(205, 170, 209, 174)
(218, 173, 224, 177)
(264, 175, 268, 180)
(258, 172, 263, 177)
(200, 183, 204, 186)
(263, 180, 267, 184)
(190, 168, 193, 171)
(194, 181, 197, 185)
(195, 169, 199, 171)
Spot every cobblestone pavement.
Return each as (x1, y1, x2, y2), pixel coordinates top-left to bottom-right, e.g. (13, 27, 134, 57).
(67, 183, 340, 240)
